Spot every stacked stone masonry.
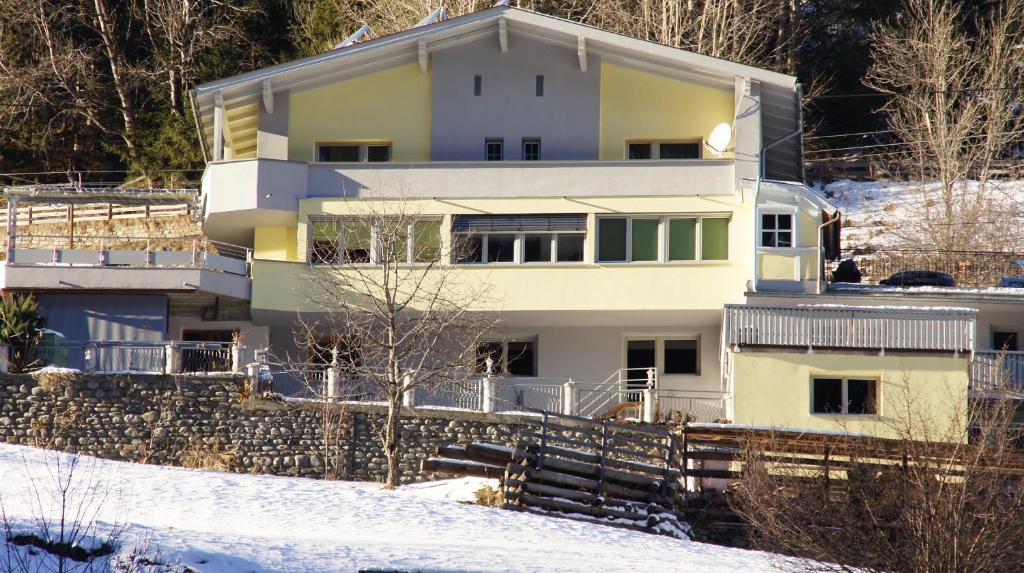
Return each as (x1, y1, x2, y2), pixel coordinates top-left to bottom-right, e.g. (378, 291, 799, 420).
(0, 372, 538, 484)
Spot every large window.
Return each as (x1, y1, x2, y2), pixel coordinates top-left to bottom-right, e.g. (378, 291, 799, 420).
(452, 215, 586, 264)
(475, 339, 537, 377)
(597, 216, 729, 263)
(316, 143, 391, 163)
(626, 336, 700, 381)
(760, 212, 794, 248)
(308, 217, 441, 265)
(627, 141, 701, 160)
(812, 377, 878, 415)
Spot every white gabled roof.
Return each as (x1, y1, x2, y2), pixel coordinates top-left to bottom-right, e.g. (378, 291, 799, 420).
(191, 6, 798, 160)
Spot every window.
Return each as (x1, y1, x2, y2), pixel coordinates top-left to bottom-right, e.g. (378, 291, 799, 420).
(523, 139, 541, 161)
(812, 377, 878, 415)
(535, 75, 544, 97)
(761, 213, 793, 248)
(994, 331, 1019, 351)
(627, 141, 701, 160)
(663, 339, 699, 375)
(476, 340, 537, 377)
(307, 336, 362, 372)
(486, 139, 504, 161)
(452, 215, 586, 265)
(597, 216, 729, 263)
(316, 143, 392, 163)
(308, 217, 440, 265)
(474, 74, 482, 96)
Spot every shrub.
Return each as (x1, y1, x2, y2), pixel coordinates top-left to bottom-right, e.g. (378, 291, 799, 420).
(0, 293, 45, 372)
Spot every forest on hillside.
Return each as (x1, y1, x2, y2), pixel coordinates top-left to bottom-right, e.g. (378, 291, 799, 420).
(0, 0, 1018, 190)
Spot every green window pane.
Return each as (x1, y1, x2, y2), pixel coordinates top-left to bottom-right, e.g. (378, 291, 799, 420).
(701, 218, 729, 260)
(344, 220, 372, 263)
(598, 218, 627, 262)
(413, 220, 441, 262)
(631, 219, 659, 261)
(311, 221, 339, 241)
(668, 219, 696, 261)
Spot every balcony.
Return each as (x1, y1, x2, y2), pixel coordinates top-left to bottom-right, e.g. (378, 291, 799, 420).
(828, 248, 1024, 290)
(971, 350, 1024, 392)
(200, 158, 737, 243)
(0, 235, 252, 300)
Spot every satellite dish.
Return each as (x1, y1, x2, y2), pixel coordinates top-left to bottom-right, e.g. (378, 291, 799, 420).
(706, 123, 733, 153)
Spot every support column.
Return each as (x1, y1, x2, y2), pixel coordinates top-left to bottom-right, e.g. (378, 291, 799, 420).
(6, 197, 17, 264)
(0, 343, 9, 374)
(230, 343, 242, 373)
(402, 372, 415, 408)
(164, 343, 181, 375)
(642, 368, 656, 424)
(562, 379, 576, 416)
(481, 374, 496, 414)
(325, 346, 340, 400)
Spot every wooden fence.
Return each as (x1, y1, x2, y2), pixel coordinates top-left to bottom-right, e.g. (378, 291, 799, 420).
(2, 202, 191, 227)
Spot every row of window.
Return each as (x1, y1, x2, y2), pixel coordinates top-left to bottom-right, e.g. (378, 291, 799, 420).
(314, 139, 703, 163)
(307, 215, 731, 265)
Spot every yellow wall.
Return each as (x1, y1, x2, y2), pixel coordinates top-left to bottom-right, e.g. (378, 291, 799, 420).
(732, 351, 969, 441)
(288, 64, 431, 162)
(254, 226, 298, 262)
(250, 195, 755, 315)
(599, 62, 733, 160)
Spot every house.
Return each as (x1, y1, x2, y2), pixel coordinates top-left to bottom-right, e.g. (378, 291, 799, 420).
(183, 5, 986, 436)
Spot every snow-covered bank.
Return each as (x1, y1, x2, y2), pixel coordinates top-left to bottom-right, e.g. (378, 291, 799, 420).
(0, 443, 791, 572)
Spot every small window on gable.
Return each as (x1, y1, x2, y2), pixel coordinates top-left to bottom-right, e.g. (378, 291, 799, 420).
(761, 213, 793, 248)
(474, 74, 482, 96)
(536, 75, 544, 97)
(486, 139, 504, 161)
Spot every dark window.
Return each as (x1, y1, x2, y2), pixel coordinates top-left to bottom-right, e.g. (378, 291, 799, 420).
(626, 340, 657, 391)
(994, 331, 1019, 351)
(627, 143, 652, 160)
(761, 213, 793, 248)
(486, 234, 515, 262)
(598, 218, 627, 262)
(474, 74, 482, 96)
(454, 234, 483, 263)
(556, 234, 584, 262)
(523, 139, 541, 161)
(846, 379, 877, 415)
(664, 339, 699, 375)
(366, 145, 391, 162)
(507, 341, 537, 376)
(813, 378, 843, 414)
(486, 139, 503, 161)
(535, 74, 544, 97)
(476, 342, 502, 373)
(524, 234, 552, 262)
(318, 145, 359, 162)
(659, 142, 700, 159)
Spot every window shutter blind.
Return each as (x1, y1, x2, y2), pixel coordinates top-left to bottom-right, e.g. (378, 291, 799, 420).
(451, 214, 586, 233)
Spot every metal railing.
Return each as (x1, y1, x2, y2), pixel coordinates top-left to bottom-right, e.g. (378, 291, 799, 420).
(414, 378, 484, 410)
(6, 235, 252, 277)
(724, 304, 976, 353)
(651, 389, 728, 424)
(971, 350, 1024, 392)
(830, 248, 1024, 288)
(494, 379, 565, 413)
(32, 340, 240, 374)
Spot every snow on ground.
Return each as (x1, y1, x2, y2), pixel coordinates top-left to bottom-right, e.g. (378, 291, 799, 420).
(0, 443, 795, 573)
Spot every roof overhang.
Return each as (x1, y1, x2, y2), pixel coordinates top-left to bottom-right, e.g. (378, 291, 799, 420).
(191, 6, 798, 161)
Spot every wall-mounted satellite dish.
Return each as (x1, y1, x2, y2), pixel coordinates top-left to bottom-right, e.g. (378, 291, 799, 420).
(706, 123, 733, 153)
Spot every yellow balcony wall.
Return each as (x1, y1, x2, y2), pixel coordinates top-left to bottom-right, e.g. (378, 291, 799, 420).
(599, 62, 734, 160)
(288, 63, 431, 162)
(732, 351, 969, 441)
(254, 226, 298, 262)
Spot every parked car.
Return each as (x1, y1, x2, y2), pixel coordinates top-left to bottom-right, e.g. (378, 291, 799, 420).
(998, 276, 1024, 288)
(880, 271, 957, 288)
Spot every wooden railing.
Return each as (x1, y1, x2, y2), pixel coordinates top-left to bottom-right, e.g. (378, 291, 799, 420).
(724, 304, 976, 353)
(831, 248, 1024, 288)
(4, 202, 191, 227)
(971, 350, 1024, 391)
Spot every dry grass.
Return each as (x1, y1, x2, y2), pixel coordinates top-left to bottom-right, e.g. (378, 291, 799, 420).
(474, 484, 504, 507)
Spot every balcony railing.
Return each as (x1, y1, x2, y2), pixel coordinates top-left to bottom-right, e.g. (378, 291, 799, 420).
(831, 248, 1024, 289)
(724, 304, 977, 353)
(971, 350, 1024, 392)
(31, 340, 242, 374)
(6, 235, 251, 277)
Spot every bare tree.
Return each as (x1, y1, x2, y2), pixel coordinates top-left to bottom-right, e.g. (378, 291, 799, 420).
(865, 0, 1024, 252)
(289, 197, 498, 487)
(732, 373, 1024, 572)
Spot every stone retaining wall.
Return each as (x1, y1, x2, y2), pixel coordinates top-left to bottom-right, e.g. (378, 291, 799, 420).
(0, 372, 538, 483)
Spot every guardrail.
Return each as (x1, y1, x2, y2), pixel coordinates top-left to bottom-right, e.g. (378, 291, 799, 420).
(7, 235, 252, 277)
(4, 202, 191, 227)
(724, 304, 976, 353)
(33, 340, 242, 374)
(971, 350, 1024, 392)
(829, 248, 1024, 288)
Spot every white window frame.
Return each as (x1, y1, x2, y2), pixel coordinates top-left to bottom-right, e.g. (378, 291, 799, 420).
(478, 337, 539, 378)
(622, 334, 702, 379)
(485, 139, 504, 161)
(758, 208, 798, 250)
(315, 142, 392, 163)
(522, 138, 541, 161)
(596, 215, 730, 264)
(810, 376, 880, 416)
(308, 217, 441, 266)
(452, 231, 586, 265)
(625, 140, 703, 160)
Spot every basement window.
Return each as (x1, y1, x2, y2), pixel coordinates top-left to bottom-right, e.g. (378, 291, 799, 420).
(627, 141, 701, 160)
(812, 377, 878, 415)
(316, 143, 392, 163)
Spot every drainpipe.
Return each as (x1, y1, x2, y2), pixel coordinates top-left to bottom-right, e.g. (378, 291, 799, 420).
(816, 211, 841, 294)
(753, 128, 803, 292)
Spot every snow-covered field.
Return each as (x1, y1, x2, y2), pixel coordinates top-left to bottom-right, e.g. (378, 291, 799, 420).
(0, 443, 793, 573)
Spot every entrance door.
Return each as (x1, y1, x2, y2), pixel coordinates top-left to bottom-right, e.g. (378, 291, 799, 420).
(625, 340, 656, 397)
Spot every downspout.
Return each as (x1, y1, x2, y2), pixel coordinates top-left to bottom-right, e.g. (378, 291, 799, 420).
(816, 211, 841, 294)
(753, 127, 802, 292)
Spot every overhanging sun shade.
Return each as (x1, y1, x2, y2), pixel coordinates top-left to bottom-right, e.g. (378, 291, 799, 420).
(451, 214, 586, 233)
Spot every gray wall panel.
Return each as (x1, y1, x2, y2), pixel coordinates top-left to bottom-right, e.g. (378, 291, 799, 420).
(37, 294, 167, 341)
(430, 35, 600, 161)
